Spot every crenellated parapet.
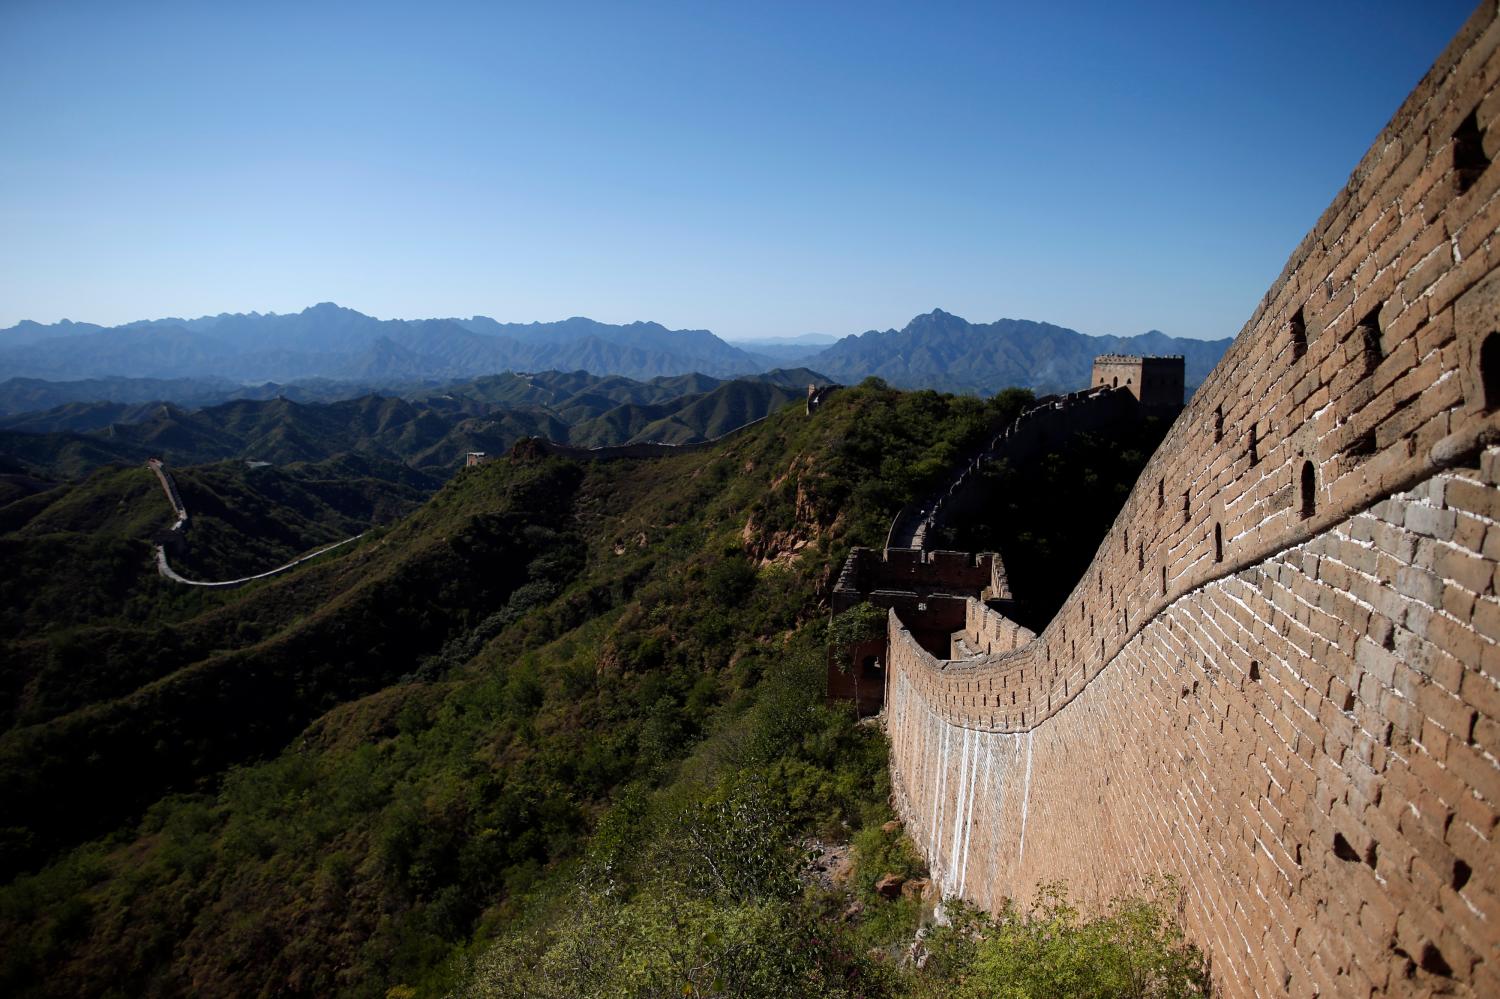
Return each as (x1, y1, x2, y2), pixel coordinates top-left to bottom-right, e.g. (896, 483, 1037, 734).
(831, 546, 1002, 612)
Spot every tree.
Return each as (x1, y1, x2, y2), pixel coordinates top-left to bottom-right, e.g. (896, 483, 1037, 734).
(827, 602, 888, 710)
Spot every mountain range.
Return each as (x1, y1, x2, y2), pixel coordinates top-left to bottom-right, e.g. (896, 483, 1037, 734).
(0, 304, 1231, 400)
(807, 310, 1231, 395)
(0, 304, 772, 384)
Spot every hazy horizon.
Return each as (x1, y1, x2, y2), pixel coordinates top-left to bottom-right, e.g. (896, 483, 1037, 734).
(0, 1, 1476, 341)
(0, 300, 1226, 344)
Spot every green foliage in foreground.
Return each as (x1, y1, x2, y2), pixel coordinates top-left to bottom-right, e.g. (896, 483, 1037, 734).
(913, 883, 1210, 999)
(447, 636, 1209, 999)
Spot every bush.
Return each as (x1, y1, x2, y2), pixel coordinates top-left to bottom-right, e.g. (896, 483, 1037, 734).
(916, 879, 1211, 999)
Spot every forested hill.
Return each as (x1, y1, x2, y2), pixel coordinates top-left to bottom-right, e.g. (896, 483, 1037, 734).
(0, 382, 1041, 997)
(803, 309, 1230, 394)
(0, 370, 825, 481)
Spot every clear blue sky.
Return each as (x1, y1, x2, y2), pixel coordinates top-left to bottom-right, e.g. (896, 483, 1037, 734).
(0, 0, 1478, 341)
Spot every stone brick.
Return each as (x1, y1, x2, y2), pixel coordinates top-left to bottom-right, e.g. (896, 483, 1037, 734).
(879, 17, 1500, 998)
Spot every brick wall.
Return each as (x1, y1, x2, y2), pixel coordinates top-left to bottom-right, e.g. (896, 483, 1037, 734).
(884, 5, 1500, 996)
(954, 597, 1035, 658)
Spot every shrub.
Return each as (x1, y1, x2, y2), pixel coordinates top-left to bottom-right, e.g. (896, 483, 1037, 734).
(917, 879, 1211, 999)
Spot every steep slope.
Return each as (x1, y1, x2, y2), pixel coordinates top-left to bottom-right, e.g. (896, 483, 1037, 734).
(0, 382, 1022, 997)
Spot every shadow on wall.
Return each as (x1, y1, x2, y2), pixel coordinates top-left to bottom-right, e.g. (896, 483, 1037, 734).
(879, 6, 1500, 996)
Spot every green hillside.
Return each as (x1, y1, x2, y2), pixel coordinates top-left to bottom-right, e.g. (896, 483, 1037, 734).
(0, 371, 829, 482)
(0, 381, 1206, 998)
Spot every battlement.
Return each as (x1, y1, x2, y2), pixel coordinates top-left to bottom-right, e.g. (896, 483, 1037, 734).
(831, 546, 1001, 612)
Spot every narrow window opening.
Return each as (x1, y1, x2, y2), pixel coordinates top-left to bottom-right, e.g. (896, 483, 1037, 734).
(1161, 565, 1167, 595)
(1112, 376, 1118, 387)
(1419, 942, 1453, 978)
(1213, 522, 1223, 562)
(1454, 108, 1490, 195)
(1358, 303, 1384, 375)
(1137, 543, 1144, 571)
(1300, 461, 1317, 519)
(1332, 832, 1359, 862)
(1289, 307, 1307, 361)
(1342, 689, 1356, 713)
(1248, 661, 1261, 682)
(1453, 859, 1472, 891)
(1182, 491, 1190, 525)
(1481, 331, 1500, 410)
(1214, 405, 1223, 442)
(1248, 423, 1259, 466)
(1157, 478, 1164, 508)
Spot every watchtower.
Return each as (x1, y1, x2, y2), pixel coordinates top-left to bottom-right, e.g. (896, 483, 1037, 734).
(1089, 354, 1184, 410)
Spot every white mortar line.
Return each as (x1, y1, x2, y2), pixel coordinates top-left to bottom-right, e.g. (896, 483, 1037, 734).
(930, 721, 949, 869)
(1017, 729, 1034, 867)
(946, 727, 970, 894)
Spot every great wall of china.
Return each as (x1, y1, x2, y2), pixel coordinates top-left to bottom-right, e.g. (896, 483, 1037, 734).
(146, 458, 361, 588)
(852, 6, 1500, 996)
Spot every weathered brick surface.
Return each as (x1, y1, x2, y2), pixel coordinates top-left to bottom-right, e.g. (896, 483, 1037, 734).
(884, 5, 1500, 995)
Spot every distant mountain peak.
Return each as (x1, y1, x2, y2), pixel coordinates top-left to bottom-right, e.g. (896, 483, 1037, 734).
(302, 302, 364, 317)
(808, 311, 1232, 395)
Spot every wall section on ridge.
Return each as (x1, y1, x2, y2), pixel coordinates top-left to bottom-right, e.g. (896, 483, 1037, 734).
(884, 4, 1500, 997)
(891, 457, 1500, 996)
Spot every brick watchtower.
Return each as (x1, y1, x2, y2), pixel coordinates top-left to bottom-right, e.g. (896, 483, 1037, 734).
(1090, 354, 1184, 410)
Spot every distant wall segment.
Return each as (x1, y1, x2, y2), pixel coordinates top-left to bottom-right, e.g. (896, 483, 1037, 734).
(885, 5, 1500, 996)
(885, 385, 1139, 551)
(146, 460, 361, 588)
